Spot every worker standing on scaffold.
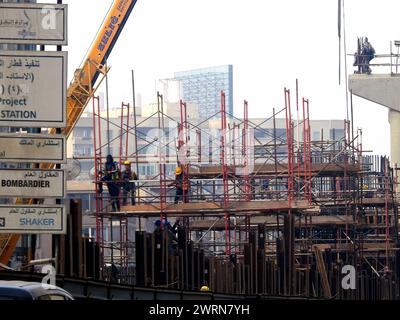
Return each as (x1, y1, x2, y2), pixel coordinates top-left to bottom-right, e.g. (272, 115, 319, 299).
(98, 154, 121, 212)
(122, 160, 137, 206)
(170, 165, 189, 204)
(361, 37, 375, 74)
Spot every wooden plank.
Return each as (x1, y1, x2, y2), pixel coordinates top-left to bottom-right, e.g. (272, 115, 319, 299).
(313, 246, 332, 299)
(117, 200, 312, 216)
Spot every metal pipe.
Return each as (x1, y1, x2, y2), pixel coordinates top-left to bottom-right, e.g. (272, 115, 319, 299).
(106, 63, 111, 155)
(119, 103, 125, 167)
(131, 71, 140, 179)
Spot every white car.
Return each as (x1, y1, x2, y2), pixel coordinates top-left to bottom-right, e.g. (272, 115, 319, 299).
(0, 281, 74, 300)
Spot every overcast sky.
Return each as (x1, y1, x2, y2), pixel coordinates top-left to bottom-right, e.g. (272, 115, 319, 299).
(62, 0, 400, 157)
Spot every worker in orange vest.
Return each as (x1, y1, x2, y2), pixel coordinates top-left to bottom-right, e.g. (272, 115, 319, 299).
(171, 166, 189, 204)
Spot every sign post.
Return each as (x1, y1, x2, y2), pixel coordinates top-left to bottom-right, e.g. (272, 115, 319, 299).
(0, 51, 67, 127)
(0, 2, 68, 236)
(0, 133, 66, 163)
(0, 169, 65, 198)
(0, 3, 68, 45)
(0, 205, 66, 234)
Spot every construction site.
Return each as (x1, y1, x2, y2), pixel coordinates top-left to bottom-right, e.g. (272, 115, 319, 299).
(82, 83, 397, 300)
(0, 0, 399, 301)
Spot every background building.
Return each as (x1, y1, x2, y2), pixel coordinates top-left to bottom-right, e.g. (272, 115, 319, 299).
(172, 65, 234, 120)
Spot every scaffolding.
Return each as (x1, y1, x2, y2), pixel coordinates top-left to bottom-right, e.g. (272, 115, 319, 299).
(88, 79, 399, 299)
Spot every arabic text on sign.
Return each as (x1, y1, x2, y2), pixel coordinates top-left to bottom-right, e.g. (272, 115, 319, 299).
(0, 19, 29, 28)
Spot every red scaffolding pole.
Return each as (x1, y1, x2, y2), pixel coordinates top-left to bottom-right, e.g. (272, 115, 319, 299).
(243, 100, 251, 202)
(231, 123, 236, 168)
(296, 80, 301, 198)
(302, 98, 312, 204)
(158, 93, 167, 224)
(157, 92, 167, 229)
(221, 91, 230, 255)
(384, 158, 390, 271)
(284, 88, 294, 209)
(179, 100, 190, 204)
(307, 100, 311, 204)
(92, 96, 103, 246)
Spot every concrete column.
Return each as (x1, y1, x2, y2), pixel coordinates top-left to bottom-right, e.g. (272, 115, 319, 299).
(389, 109, 400, 166)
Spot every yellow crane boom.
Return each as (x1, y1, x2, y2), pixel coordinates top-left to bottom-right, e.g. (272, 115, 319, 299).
(0, 0, 138, 266)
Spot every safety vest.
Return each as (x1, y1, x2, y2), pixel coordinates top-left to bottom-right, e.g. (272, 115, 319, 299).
(105, 162, 120, 181)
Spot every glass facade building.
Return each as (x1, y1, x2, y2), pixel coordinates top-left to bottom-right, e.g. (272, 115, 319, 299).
(174, 65, 233, 120)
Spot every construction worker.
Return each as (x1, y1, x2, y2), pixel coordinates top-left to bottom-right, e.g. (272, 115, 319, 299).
(362, 183, 373, 198)
(171, 166, 189, 204)
(153, 218, 179, 252)
(154, 218, 179, 235)
(361, 37, 375, 74)
(353, 50, 362, 74)
(260, 178, 270, 199)
(200, 284, 210, 292)
(122, 160, 137, 206)
(105, 154, 120, 180)
(98, 154, 121, 212)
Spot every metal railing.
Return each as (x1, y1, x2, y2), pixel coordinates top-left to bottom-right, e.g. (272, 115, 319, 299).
(352, 52, 400, 75)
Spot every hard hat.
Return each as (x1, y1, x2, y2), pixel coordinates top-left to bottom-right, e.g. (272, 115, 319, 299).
(124, 160, 131, 165)
(175, 167, 182, 175)
(200, 286, 210, 292)
(154, 219, 169, 227)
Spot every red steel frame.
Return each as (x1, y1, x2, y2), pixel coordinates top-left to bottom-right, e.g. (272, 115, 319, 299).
(384, 158, 390, 270)
(158, 93, 167, 225)
(231, 123, 236, 168)
(220, 91, 231, 255)
(302, 98, 312, 204)
(180, 100, 190, 203)
(284, 88, 295, 209)
(306, 99, 312, 204)
(178, 100, 184, 157)
(296, 80, 301, 196)
(243, 100, 251, 201)
(92, 96, 104, 253)
(93, 97, 133, 272)
(243, 100, 251, 243)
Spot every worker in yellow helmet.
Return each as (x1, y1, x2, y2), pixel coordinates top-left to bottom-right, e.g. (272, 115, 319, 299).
(169, 165, 189, 204)
(200, 284, 210, 292)
(122, 160, 137, 206)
